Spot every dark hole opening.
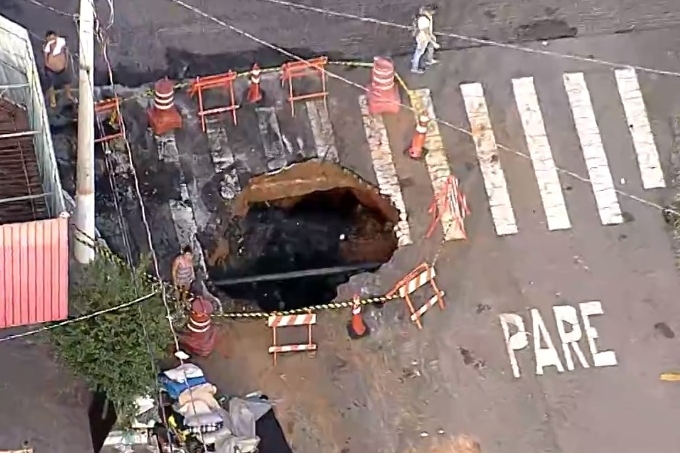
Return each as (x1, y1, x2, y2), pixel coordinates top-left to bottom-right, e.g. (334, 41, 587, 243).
(209, 186, 398, 312)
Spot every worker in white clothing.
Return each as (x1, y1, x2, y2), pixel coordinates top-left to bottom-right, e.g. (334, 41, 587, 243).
(43, 31, 76, 109)
(411, 6, 440, 74)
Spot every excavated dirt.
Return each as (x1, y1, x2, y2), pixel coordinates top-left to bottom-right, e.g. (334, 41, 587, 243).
(206, 161, 399, 312)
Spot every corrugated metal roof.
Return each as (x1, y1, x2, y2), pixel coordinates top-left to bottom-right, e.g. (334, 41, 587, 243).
(0, 214, 69, 329)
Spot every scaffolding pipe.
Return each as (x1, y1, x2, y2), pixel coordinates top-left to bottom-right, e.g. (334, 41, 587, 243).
(211, 262, 382, 286)
(0, 130, 39, 140)
(74, 0, 96, 264)
(0, 83, 29, 90)
(0, 193, 51, 204)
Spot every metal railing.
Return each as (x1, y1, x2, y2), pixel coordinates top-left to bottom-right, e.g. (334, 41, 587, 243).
(0, 14, 66, 218)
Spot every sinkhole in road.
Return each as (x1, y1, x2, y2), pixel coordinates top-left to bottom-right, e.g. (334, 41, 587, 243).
(208, 161, 399, 312)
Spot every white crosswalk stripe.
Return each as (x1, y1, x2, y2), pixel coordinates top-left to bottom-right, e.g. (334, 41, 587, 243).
(358, 95, 413, 247)
(357, 68, 666, 243)
(307, 99, 339, 163)
(169, 68, 666, 253)
(563, 72, 623, 226)
(460, 82, 518, 236)
(411, 89, 465, 241)
(614, 68, 666, 189)
(512, 77, 571, 231)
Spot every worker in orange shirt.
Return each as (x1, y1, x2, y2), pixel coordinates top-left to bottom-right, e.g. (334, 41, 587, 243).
(172, 245, 195, 304)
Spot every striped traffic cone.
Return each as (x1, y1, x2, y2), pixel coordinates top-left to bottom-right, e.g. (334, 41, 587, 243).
(406, 112, 429, 159)
(347, 295, 370, 339)
(246, 63, 264, 104)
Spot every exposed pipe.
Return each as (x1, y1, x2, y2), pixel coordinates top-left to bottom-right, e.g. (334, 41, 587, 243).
(211, 262, 381, 286)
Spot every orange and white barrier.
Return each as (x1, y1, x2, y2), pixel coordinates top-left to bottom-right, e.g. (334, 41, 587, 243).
(94, 97, 125, 144)
(386, 263, 445, 329)
(426, 175, 470, 240)
(280, 56, 328, 116)
(267, 312, 317, 364)
(188, 71, 239, 131)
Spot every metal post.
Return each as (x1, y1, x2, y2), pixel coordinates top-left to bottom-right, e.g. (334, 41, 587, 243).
(74, 0, 96, 264)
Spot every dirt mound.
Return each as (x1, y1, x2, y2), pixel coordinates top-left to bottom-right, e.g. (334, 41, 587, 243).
(231, 160, 399, 223)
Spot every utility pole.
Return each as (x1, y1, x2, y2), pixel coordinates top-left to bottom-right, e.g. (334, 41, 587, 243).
(74, 0, 96, 263)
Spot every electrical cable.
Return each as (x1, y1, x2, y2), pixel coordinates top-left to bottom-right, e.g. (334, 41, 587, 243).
(94, 6, 209, 447)
(97, 114, 175, 450)
(18, 0, 75, 17)
(16, 0, 112, 27)
(0, 0, 668, 344)
(0, 291, 158, 343)
(3, 0, 677, 345)
(164, 0, 679, 222)
(96, 25, 181, 355)
(254, 0, 680, 79)
(20, 0, 680, 79)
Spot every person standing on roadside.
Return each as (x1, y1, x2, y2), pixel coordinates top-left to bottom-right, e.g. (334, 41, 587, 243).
(44, 30, 76, 109)
(172, 245, 196, 304)
(411, 6, 440, 74)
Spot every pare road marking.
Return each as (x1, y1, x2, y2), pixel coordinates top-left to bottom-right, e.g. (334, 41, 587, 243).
(499, 301, 618, 378)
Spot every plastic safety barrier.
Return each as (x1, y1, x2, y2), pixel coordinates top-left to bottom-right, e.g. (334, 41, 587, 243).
(267, 312, 317, 364)
(427, 175, 470, 240)
(94, 97, 125, 144)
(188, 71, 240, 132)
(280, 56, 328, 116)
(387, 263, 445, 329)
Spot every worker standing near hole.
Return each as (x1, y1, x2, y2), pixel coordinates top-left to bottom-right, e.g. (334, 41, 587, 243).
(43, 30, 76, 109)
(172, 245, 196, 304)
(411, 5, 440, 74)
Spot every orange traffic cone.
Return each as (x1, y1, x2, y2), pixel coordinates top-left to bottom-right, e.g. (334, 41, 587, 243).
(246, 63, 263, 104)
(347, 295, 370, 339)
(406, 112, 429, 159)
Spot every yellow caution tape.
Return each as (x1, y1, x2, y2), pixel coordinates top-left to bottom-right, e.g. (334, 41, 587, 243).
(212, 293, 401, 319)
(327, 61, 374, 69)
(72, 229, 195, 303)
(73, 58, 377, 107)
(394, 72, 414, 100)
(70, 57, 416, 321)
(73, 229, 402, 320)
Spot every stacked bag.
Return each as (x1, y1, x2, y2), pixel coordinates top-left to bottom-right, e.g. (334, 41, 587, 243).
(159, 363, 225, 435)
(158, 363, 261, 453)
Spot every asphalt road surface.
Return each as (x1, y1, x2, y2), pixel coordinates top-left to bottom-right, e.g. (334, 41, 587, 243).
(5, 0, 680, 451)
(4, 0, 680, 82)
(397, 28, 680, 452)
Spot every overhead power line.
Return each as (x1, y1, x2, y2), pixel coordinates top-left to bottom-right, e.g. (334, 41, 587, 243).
(0, 291, 158, 343)
(254, 0, 680, 78)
